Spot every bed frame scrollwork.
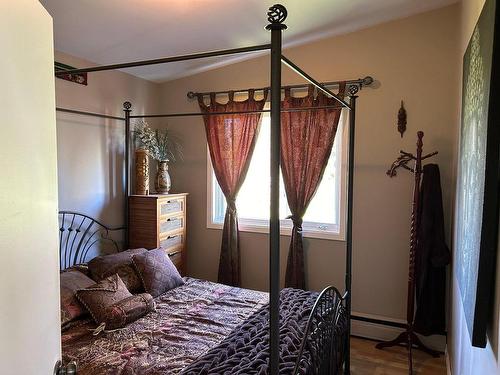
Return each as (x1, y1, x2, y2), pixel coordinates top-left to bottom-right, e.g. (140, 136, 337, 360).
(293, 286, 348, 375)
(58, 211, 124, 270)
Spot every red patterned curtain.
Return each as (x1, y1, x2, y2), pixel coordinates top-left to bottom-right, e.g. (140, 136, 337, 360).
(281, 83, 346, 289)
(198, 90, 268, 286)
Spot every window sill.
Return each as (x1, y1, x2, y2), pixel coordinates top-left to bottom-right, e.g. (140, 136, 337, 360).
(207, 221, 345, 241)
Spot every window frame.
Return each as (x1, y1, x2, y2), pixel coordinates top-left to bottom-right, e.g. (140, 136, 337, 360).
(206, 111, 348, 241)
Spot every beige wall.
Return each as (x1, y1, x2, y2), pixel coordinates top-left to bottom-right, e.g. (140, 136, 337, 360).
(158, 4, 460, 332)
(55, 52, 161, 229)
(0, 0, 61, 372)
(448, 0, 500, 373)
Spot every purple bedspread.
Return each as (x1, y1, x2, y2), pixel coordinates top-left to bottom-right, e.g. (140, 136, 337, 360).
(62, 278, 268, 374)
(180, 288, 319, 375)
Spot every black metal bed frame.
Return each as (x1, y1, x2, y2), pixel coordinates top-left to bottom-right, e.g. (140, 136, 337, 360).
(58, 211, 124, 270)
(54, 4, 369, 374)
(293, 287, 349, 375)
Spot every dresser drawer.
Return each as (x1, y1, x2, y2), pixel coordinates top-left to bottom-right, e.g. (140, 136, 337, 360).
(159, 233, 184, 251)
(159, 216, 184, 235)
(159, 198, 184, 216)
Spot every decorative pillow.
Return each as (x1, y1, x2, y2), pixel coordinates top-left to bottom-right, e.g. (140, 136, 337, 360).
(76, 274, 133, 324)
(88, 248, 147, 292)
(60, 269, 95, 326)
(132, 248, 184, 298)
(103, 293, 155, 330)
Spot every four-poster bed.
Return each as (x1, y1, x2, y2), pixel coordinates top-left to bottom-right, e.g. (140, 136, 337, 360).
(55, 4, 373, 374)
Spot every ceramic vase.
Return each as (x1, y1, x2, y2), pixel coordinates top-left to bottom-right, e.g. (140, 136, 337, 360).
(155, 160, 171, 194)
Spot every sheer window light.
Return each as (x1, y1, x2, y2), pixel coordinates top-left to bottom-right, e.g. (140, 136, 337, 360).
(207, 110, 347, 240)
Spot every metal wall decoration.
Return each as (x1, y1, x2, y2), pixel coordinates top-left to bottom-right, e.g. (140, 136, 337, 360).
(397, 100, 407, 137)
(456, 0, 500, 348)
(134, 148, 150, 195)
(55, 61, 87, 85)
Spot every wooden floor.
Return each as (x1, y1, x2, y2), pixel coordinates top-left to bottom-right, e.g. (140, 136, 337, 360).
(351, 337, 447, 375)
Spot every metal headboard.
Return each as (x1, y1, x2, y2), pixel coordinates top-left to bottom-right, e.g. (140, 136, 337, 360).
(293, 286, 349, 375)
(58, 211, 125, 270)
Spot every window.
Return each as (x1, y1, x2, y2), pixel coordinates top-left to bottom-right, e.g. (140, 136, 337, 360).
(207, 110, 347, 240)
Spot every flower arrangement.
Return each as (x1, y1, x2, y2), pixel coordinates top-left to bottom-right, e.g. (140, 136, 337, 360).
(134, 120, 182, 162)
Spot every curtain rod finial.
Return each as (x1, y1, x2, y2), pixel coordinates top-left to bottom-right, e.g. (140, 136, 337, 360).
(187, 91, 196, 99)
(348, 85, 359, 96)
(362, 76, 374, 86)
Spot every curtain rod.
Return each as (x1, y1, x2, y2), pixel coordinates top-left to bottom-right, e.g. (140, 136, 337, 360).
(129, 105, 346, 119)
(54, 44, 271, 76)
(56, 107, 125, 121)
(187, 76, 373, 99)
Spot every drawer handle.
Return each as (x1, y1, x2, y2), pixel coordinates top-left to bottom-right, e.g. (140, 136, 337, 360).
(168, 250, 182, 257)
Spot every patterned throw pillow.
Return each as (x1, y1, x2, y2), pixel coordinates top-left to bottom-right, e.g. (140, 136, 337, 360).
(60, 269, 95, 327)
(132, 248, 184, 298)
(104, 293, 155, 330)
(88, 248, 147, 293)
(76, 274, 133, 324)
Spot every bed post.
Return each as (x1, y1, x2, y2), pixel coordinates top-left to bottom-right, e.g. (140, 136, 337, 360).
(266, 4, 286, 374)
(344, 87, 358, 374)
(123, 101, 132, 248)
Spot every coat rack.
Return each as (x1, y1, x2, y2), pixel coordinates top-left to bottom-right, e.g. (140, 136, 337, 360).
(376, 131, 439, 374)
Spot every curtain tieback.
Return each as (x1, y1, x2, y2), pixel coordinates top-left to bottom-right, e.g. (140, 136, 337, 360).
(286, 215, 303, 230)
(226, 198, 237, 214)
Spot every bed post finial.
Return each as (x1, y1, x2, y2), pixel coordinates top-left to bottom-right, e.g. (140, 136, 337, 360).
(123, 101, 132, 110)
(266, 4, 287, 30)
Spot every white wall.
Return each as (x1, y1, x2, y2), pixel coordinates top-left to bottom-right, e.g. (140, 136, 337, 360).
(0, 0, 61, 373)
(447, 0, 500, 373)
(54, 51, 161, 228)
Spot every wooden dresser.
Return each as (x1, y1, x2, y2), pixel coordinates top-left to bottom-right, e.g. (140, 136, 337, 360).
(128, 193, 188, 275)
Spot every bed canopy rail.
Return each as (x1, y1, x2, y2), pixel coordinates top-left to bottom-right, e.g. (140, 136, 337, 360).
(281, 55, 352, 109)
(53, 4, 369, 373)
(56, 107, 125, 121)
(128, 106, 356, 118)
(54, 44, 271, 76)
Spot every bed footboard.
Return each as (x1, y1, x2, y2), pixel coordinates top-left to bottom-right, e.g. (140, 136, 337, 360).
(293, 286, 349, 375)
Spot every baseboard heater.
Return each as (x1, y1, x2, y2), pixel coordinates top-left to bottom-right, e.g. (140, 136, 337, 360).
(351, 314, 447, 336)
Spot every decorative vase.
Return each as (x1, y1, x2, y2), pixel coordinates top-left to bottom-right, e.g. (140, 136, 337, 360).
(155, 160, 171, 194)
(134, 148, 149, 195)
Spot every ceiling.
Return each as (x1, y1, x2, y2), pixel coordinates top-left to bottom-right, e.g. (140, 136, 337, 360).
(41, 0, 457, 82)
